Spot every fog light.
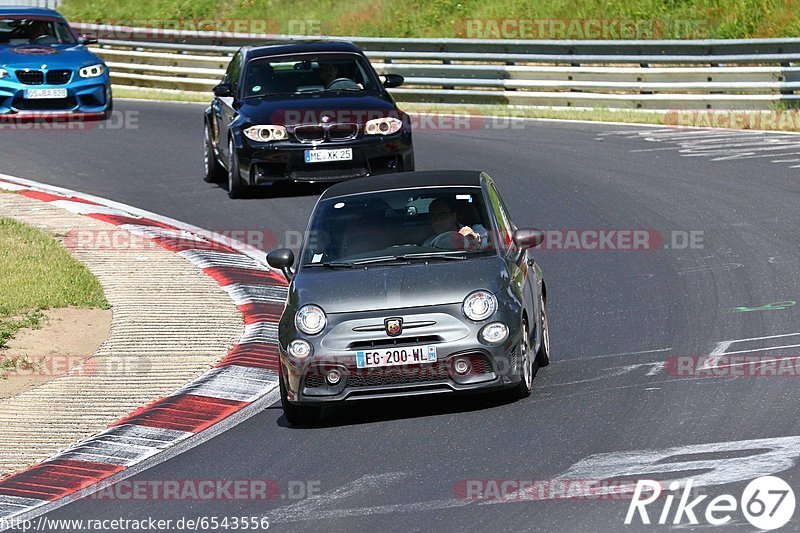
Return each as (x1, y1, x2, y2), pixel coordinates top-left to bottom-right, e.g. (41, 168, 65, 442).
(454, 358, 470, 375)
(481, 322, 509, 344)
(287, 339, 312, 359)
(326, 369, 341, 385)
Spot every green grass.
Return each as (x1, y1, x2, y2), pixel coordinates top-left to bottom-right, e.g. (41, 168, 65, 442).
(0, 216, 109, 350)
(60, 0, 800, 39)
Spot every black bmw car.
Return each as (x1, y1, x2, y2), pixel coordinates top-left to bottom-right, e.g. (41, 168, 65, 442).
(204, 41, 415, 198)
(267, 170, 550, 425)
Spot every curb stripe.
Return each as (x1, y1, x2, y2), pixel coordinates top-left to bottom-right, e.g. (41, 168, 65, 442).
(0, 176, 288, 526)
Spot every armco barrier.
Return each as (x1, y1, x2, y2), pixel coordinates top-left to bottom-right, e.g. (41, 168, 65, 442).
(70, 23, 800, 110)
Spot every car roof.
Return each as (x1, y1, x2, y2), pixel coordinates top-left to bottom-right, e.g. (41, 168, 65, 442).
(0, 7, 63, 18)
(242, 40, 364, 60)
(320, 170, 486, 200)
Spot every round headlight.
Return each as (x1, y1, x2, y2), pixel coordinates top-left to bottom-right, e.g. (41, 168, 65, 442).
(295, 305, 326, 335)
(287, 339, 312, 359)
(462, 290, 497, 321)
(481, 322, 509, 344)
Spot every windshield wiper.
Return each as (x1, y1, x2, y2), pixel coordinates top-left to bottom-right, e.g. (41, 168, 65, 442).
(302, 261, 357, 269)
(400, 252, 467, 261)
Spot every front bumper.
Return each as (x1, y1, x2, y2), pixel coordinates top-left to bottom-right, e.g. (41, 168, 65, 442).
(235, 131, 414, 184)
(0, 75, 111, 116)
(280, 304, 523, 404)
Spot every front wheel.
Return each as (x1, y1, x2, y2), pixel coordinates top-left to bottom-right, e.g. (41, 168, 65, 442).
(512, 318, 533, 399)
(280, 370, 321, 426)
(227, 138, 245, 199)
(204, 125, 225, 183)
(535, 294, 551, 368)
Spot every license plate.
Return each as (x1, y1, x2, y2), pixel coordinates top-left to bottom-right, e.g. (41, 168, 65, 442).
(24, 88, 68, 100)
(304, 148, 353, 163)
(356, 345, 437, 369)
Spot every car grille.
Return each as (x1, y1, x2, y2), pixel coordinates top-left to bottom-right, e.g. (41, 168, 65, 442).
(12, 96, 77, 111)
(293, 125, 325, 143)
(293, 123, 359, 143)
(347, 362, 451, 387)
(304, 374, 325, 388)
(348, 335, 442, 351)
(16, 71, 44, 85)
(289, 166, 368, 182)
(46, 70, 72, 85)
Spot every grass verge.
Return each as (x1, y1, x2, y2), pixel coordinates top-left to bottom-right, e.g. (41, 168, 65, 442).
(0, 215, 109, 350)
(60, 0, 800, 40)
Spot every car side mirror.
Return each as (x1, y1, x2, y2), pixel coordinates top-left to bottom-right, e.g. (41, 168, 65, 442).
(213, 83, 234, 97)
(267, 248, 295, 282)
(381, 74, 404, 88)
(513, 228, 545, 249)
(79, 34, 98, 45)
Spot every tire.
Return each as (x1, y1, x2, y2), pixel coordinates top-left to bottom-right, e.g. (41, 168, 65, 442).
(512, 318, 533, 399)
(203, 124, 225, 183)
(227, 138, 245, 199)
(280, 370, 321, 426)
(535, 294, 551, 368)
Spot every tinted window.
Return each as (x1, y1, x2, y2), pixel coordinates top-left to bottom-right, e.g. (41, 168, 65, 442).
(243, 53, 379, 97)
(0, 17, 77, 45)
(301, 187, 497, 265)
(225, 52, 242, 88)
(486, 184, 515, 253)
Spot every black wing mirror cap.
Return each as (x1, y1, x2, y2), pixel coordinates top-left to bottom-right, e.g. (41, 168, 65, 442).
(267, 248, 295, 281)
(382, 73, 404, 88)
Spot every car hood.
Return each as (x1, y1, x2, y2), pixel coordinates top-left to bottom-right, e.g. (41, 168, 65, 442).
(291, 256, 510, 314)
(237, 92, 399, 125)
(0, 44, 101, 70)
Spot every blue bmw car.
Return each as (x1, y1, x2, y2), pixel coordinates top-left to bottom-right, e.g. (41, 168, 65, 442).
(0, 7, 111, 119)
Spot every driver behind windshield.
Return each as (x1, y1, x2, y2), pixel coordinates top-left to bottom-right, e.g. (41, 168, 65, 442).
(26, 20, 55, 44)
(318, 62, 339, 86)
(424, 198, 488, 250)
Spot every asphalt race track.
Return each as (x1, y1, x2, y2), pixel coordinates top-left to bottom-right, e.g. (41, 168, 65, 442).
(3, 100, 800, 531)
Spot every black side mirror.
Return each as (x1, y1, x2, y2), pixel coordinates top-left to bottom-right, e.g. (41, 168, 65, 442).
(381, 74, 404, 88)
(213, 83, 234, 97)
(513, 228, 545, 249)
(267, 248, 295, 282)
(79, 34, 98, 45)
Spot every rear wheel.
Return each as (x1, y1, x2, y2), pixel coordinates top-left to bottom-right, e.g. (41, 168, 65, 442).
(204, 125, 225, 183)
(227, 138, 245, 199)
(280, 370, 321, 426)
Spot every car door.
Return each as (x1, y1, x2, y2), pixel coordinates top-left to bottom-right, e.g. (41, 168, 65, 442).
(215, 51, 243, 163)
(485, 179, 540, 345)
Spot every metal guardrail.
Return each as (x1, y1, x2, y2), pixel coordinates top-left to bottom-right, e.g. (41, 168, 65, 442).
(71, 23, 800, 110)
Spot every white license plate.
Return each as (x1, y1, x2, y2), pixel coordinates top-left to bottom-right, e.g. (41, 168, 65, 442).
(304, 148, 353, 163)
(24, 88, 68, 100)
(356, 345, 437, 369)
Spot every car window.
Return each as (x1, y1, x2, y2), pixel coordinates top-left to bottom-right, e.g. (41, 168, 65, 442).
(301, 187, 497, 265)
(243, 53, 380, 98)
(225, 52, 243, 90)
(0, 17, 77, 45)
(486, 183, 515, 253)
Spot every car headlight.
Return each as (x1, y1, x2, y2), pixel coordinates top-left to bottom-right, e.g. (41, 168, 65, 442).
(364, 117, 402, 135)
(0, 68, 7, 79)
(462, 290, 497, 321)
(481, 322, 509, 344)
(79, 64, 105, 78)
(295, 305, 326, 335)
(287, 339, 312, 359)
(243, 125, 288, 142)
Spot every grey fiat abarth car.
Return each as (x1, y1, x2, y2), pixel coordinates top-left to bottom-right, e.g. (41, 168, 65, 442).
(267, 170, 550, 424)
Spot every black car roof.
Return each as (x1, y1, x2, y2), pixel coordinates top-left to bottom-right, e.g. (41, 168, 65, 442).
(0, 7, 63, 18)
(242, 40, 364, 60)
(320, 171, 486, 200)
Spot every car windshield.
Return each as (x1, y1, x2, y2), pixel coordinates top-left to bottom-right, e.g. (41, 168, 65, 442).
(243, 53, 380, 97)
(301, 187, 500, 266)
(0, 17, 77, 46)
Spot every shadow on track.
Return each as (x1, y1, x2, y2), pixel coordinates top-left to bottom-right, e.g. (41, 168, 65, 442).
(272, 388, 530, 429)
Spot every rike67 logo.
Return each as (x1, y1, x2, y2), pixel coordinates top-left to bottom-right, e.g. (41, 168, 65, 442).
(626, 476, 795, 530)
